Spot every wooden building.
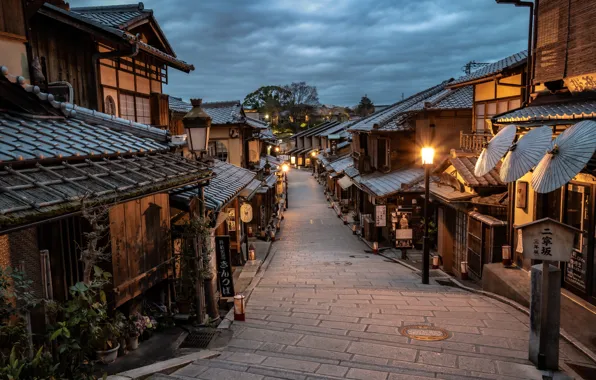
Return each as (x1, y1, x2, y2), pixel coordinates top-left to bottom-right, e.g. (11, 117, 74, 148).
(23, 1, 193, 125)
(0, 68, 211, 309)
(490, 0, 596, 304)
(345, 80, 473, 248)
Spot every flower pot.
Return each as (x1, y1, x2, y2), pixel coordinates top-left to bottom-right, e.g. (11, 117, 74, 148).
(96, 343, 120, 364)
(126, 335, 139, 351)
(118, 338, 128, 356)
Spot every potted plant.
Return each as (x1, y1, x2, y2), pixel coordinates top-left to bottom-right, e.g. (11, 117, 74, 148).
(113, 312, 128, 357)
(141, 316, 157, 340)
(92, 321, 120, 364)
(125, 312, 145, 351)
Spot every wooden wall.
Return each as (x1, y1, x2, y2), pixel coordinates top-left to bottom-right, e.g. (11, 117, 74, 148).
(29, 15, 98, 109)
(109, 193, 171, 307)
(0, 0, 26, 37)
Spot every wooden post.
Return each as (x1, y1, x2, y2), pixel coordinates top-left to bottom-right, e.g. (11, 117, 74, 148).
(538, 261, 549, 369)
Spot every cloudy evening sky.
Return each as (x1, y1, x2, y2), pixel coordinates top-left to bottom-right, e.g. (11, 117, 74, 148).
(74, 0, 528, 106)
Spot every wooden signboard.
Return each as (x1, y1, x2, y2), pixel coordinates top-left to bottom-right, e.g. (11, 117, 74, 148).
(215, 236, 235, 298)
(375, 205, 386, 227)
(515, 218, 581, 262)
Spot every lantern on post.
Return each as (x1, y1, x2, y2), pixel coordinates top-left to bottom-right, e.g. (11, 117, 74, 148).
(432, 256, 440, 269)
(233, 294, 246, 321)
(502, 245, 512, 266)
(372, 242, 379, 254)
(183, 99, 211, 154)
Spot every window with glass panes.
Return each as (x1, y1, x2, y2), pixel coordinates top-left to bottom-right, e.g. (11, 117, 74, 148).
(119, 93, 150, 124)
(475, 98, 522, 133)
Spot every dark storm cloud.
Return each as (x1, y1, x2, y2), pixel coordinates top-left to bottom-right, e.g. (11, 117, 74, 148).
(74, 0, 528, 106)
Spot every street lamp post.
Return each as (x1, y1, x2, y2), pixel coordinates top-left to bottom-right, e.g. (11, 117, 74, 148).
(421, 147, 435, 285)
(282, 163, 289, 209)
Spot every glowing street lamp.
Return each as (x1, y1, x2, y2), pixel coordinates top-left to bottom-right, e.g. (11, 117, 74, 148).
(275, 146, 280, 153)
(421, 146, 435, 285)
(264, 114, 270, 120)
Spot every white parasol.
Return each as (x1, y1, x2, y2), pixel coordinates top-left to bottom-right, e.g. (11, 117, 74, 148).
(500, 126, 553, 183)
(531, 120, 596, 194)
(474, 124, 516, 177)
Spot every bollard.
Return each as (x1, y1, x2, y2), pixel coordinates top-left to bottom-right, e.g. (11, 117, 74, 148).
(233, 294, 246, 321)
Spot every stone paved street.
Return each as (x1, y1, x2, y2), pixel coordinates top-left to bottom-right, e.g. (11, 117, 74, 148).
(168, 169, 591, 380)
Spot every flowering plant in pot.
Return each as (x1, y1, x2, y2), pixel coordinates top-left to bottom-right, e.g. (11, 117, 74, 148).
(91, 320, 120, 364)
(125, 312, 146, 350)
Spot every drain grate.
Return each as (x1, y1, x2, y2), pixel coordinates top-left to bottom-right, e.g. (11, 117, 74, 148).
(400, 325, 450, 341)
(180, 329, 218, 349)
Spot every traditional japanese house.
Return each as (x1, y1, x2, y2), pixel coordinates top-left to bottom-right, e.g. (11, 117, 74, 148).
(488, 0, 596, 305)
(168, 97, 267, 169)
(0, 67, 211, 312)
(24, 1, 193, 127)
(430, 151, 507, 278)
(346, 80, 473, 248)
(287, 121, 339, 167)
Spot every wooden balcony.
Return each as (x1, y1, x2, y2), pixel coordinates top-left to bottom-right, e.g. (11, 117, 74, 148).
(460, 131, 493, 152)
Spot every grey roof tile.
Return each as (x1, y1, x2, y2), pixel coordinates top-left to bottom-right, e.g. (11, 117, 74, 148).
(328, 155, 353, 174)
(348, 81, 450, 132)
(0, 152, 210, 228)
(493, 99, 596, 125)
(344, 165, 360, 178)
(360, 167, 424, 197)
(71, 3, 148, 29)
(0, 112, 168, 164)
(169, 97, 251, 126)
(450, 50, 528, 86)
(172, 160, 256, 211)
(450, 156, 504, 187)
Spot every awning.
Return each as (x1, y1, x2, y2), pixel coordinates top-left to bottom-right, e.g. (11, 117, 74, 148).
(239, 178, 263, 200)
(338, 176, 353, 190)
(469, 211, 507, 227)
(329, 172, 339, 179)
(263, 174, 278, 188)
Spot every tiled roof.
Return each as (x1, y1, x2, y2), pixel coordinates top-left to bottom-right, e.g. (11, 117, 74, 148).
(293, 121, 336, 139)
(246, 117, 270, 130)
(328, 155, 353, 174)
(315, 153, 330, 167)
(2, 65, 169, 142)
(348, 81, 450, 132)
(168, 96, 192, 113)
(172, 160, 256, 211)
(471, 192, 508, 207)
(302, 121, 341, 138)
(344, 165, 360, 178)
(318, 121, 353, 137)
(450, 156, 504, 187)
(430, 183, 475, 202)
(71, 3, 150, 29)
(203, 101, 244, 125)
(492, 99, 596, 125)
(42, 4, 193, 72)
(449, 50, 528, 87)
(0, 112, 167, 164)
(360, 167, 424, 197)
(378, 86, 473, 132)
(0, 152, 211, 229)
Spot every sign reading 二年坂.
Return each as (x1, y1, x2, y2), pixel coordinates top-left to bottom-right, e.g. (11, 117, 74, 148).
(240, 203, 253, 223)
(215, 236, 235, 298)
(375, 205, 386, 227)
(515, 218, 581, 263)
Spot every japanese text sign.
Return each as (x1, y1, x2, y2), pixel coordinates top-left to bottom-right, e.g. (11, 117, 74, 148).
(515, 218, 580, 262)
(215, 236, 235, 297)
(375, 205, 386, 227)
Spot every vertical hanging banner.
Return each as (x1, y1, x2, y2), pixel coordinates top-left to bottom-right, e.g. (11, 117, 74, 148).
(215, 236, 235, 297)
(375, 205, 387, 227)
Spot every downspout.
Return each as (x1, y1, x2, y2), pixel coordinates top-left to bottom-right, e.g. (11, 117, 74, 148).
(91, 38, 139, 112)
(516, 1, 535, 105)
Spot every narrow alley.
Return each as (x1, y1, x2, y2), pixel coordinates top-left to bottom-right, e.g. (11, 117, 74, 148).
(164, 169, 591, 380)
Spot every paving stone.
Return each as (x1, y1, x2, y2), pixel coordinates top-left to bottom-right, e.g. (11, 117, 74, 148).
(320, 320, 367, 331)
(315, 364, 349, 377)
(238, 328, 304, 345)
(457, 356, 496, 374)
(350, 354, 390, 366)
(387, 374, 436, 380)
(347, 341, 417, 361)
(221, 352, 268, 364)
(416, 351, 457, 367)
(284, 345, 352, 361)
(197, 367, 263, 380)
(495, 361, 545, 378)
(262, 356, 321, 372)
(346, 368, 388, 380)
(296, 334, 351, 352)
(173, 364, 209, 377)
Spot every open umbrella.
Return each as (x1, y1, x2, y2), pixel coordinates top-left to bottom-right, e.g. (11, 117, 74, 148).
(474, 124, 516, 178)
(532, 120, 596, 194)
(500, 126, 552, 183)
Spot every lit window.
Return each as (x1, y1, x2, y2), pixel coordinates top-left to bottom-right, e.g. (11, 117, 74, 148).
(208, 141, 228, 162)
(135, 96, 151, 125)
(119, 93, 135, 121)
(104, 95, 116, 116)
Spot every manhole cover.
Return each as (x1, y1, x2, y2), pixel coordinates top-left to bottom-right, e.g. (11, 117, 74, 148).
(180, 329, 218, 348)
(400, 325, 450, 341)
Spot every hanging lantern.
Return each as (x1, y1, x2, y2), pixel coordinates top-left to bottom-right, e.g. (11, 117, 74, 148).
(182, 99, 211, 153)
(461, 261, 468, 280)
(248, 226, 253, 238)
(502, 245, 512, 266)
(248, 244, 256, 261)
(432, 256, 440, 269)
(372, 242, 379, 254)
(233, 294, 246, 321)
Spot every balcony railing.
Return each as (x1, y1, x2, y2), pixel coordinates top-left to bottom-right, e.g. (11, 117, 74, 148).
(460, 131, 493, 152)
